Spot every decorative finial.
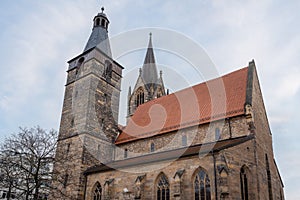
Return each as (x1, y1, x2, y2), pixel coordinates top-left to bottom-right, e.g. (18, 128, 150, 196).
(160, 70, 163, 77)
(149, 32, 152, 38)
(101, 7, 105, 13)
(139, 68, 142, 75)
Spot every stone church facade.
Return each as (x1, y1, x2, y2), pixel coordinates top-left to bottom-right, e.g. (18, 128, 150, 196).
(51, 8, 285, 200)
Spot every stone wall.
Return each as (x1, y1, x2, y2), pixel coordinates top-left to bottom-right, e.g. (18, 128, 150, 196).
(115, 116, 249, 160)
(250, 65, 284, 200)
(51, 49, 123, 200)
(86, 139, 257, 200)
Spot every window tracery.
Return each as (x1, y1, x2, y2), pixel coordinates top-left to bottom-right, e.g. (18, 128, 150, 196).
(93, 182, 102, 200)
(240, 167, 249, 200)
(156, 173, 170, 200)
(194, 169, 211, 200)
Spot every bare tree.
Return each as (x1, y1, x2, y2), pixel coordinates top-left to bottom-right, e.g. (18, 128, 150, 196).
(0, 127, 57, 200)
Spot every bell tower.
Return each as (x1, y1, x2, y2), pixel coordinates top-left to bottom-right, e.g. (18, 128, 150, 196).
(51, 7, 123, 200)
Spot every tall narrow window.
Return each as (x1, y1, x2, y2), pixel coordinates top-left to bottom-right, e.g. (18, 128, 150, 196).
(265, 154, 273, 200)
(137, 94, 140, 106)
(135, 88, 144, 107)
(156, 173, 170, 200)
(105, 61, 112, 79)
(66, 143, 71, 154)
(182, 135, 187, 146)
(150, 143, 155, 152)
(100, 118, 104, 129)
(101, 19, 105, 27)
(124, 149, 128, 158)
(240, 167, 248, 200)
(63, 174, 69, 188)
(78, 57, 85, 66)
(93, 182, 102, 200)
(194, 169, 211, 200)
(103, 94, 107, 103)
(71, 117, 74, 127)
(95, 18, 100, 26)
(215, 128, 220, 141)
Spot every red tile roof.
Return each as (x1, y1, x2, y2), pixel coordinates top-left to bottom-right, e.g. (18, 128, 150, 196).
(116, 67, 249, 144)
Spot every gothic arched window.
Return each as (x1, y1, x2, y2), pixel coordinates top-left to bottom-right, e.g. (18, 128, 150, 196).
(105, 60, 112, 79)
(194, 169, 211, 200)
(240, 167, 249, 200)
(93, 182, 102, 200)
(78, 57, 85, 66)
(135, 88, 144, 107)
(156, 173, 170, 200)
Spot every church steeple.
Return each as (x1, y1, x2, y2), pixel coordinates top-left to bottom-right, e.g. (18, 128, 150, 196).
(84, 7, 112, 57)
(142, 33, 159, 86)
(52, 7, 123, 199)
(127, 34, 166, 120)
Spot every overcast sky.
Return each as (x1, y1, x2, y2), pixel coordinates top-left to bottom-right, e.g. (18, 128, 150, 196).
(0, 0, 299, 199)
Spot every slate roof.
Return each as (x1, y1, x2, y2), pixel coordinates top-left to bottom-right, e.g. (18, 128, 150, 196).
(83, 12, 112, 57)
(142, 34, 159, 89)
(116, 67, 249, 144)
(85, 134, 254, 175)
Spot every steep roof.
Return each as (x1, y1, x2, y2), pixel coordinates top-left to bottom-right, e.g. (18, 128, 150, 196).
(84, 26, 111, 56)
(142, 33, 159, 87)
(116, 67, 249, 144)
(84, 11, 112, 57)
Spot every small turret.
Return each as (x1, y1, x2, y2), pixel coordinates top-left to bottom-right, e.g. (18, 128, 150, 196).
(84, 7, 112, 57)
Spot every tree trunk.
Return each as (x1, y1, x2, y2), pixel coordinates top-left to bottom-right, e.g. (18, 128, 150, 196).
(7, 180, 12, 200)
(34, 159, 41, 200)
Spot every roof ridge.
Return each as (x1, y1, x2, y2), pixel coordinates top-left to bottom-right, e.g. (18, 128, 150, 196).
(133, 66, 249, 109)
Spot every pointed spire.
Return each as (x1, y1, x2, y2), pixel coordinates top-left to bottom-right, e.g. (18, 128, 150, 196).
(83, 7, 112, 57)
(128, 86, 132, 97)
(127, 34, 166, 117)
(142, 33, 158, 85)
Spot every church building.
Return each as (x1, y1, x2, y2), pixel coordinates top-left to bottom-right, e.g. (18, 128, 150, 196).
(51, 7, 285, 200)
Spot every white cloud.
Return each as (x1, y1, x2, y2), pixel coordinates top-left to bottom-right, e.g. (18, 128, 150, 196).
(0, 0, 299, 198)
(0, 1, 95, 136)
(276, 71, 300, 99)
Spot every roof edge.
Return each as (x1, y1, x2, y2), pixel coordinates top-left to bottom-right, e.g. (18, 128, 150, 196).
(273, 158, 285, 187)
(115, 111, 245, 145)
(67, 47, 124, 69)
(85, 134, 255, 175)
(245, 59, 255, 106)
